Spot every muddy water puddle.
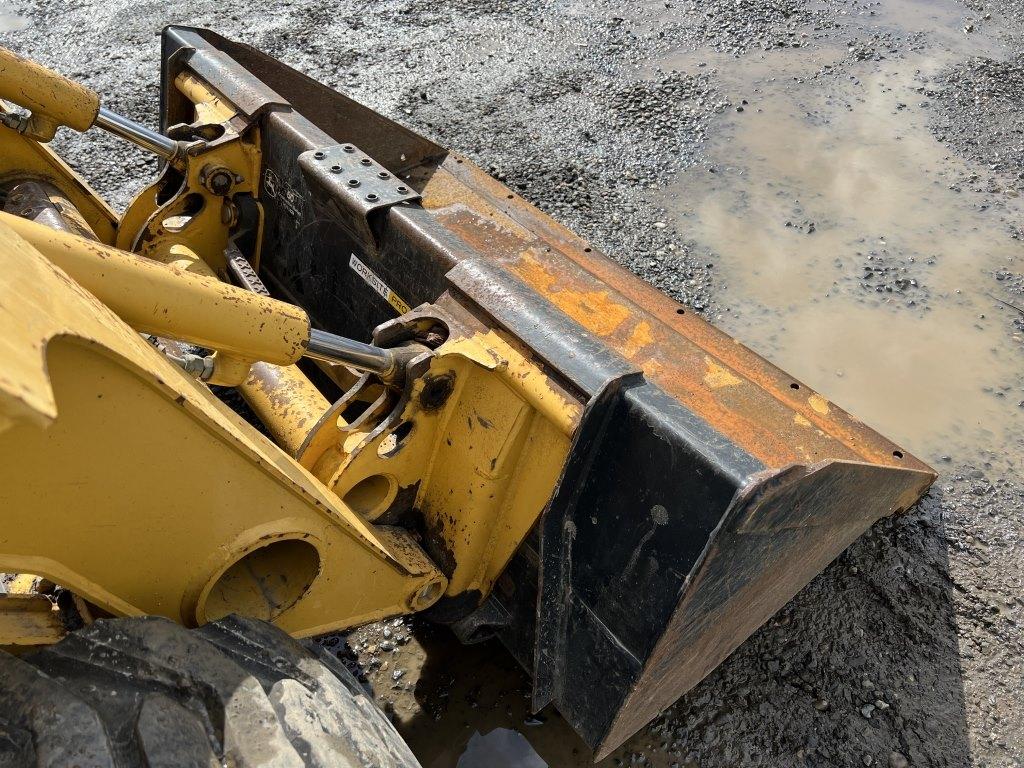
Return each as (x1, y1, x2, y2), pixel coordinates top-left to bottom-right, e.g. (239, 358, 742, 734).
(343, 623, 636, 768)
(658, 37, 1023, 474)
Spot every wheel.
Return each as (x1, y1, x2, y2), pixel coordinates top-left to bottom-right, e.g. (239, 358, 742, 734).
(0, 614, 421, 768)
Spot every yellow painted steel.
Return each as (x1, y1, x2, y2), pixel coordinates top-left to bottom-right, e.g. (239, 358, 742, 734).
(145, 241, 218, 274)
(175, 72, 238, 125)
(239, 363, 332, 457)
(136, 133, 260, 274)
(116, 96, 261, 274)
(0, 217, 446, 635)
(421, 333, 578, 596)
(130, 232, 333, 436)
(2, 212, 310, 367)
(0, 594, 65, 648)
(0, 49, 575, 635)
(302, 330, 581, 601)
(6, 574, 42, 594)
(0, 47, 100, 140)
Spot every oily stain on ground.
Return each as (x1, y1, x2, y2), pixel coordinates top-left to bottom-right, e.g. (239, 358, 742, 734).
(661, 21, 1023, 476)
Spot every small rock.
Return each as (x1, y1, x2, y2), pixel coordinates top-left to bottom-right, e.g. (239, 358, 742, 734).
(861, 704, 876, 719)
(814, 698, 830, 711)
(889, 752, 909, 768)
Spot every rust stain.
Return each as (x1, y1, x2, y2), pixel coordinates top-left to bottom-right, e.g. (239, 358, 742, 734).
(621, 320, 654, 359)
(419, 156, 932, 474)
(514, 253, 631, 336)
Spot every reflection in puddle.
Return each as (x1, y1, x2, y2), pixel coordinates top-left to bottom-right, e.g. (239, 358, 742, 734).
(662, 46, 1023, 473)
(374, 626, 599, 768)
(456, 729, 549, 768)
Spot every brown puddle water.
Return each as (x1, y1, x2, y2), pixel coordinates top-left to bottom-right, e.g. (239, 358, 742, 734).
(355, 625, 612, 768)
(658, 16, 1023, 474)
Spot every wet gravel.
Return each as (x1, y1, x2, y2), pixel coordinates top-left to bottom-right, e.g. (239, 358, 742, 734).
(2, 0, 1022, 766)
(931, 53, 1024, 182)
(851, 246, 931, 309)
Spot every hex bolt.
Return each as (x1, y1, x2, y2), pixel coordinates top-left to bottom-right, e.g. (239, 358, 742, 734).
(365, 193, 379, 202)
(200, 164, 235, 196)
(419, 372, 456, 410)
(347, 178, 360, 188)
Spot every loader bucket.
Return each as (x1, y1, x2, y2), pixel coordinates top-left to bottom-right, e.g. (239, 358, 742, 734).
(159, 27, 935, 758)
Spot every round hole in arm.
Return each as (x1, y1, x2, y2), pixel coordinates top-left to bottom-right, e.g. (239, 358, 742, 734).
(790, 383, 800, 390)
(893, 450, 904, 459)
(342, 473, 397, 518)
(204, 538, 320, 623)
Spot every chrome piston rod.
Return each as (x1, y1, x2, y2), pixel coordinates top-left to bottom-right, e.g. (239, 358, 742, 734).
(227, 251, 401, 379)
(305, 328, 397, 376)
(94, 106, 179, 160)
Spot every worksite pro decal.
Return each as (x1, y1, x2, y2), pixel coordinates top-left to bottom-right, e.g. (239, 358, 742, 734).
(349, 254, 411, 315)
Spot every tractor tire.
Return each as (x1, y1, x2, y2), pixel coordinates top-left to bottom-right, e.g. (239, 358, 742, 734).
(0, 614, 420, 768)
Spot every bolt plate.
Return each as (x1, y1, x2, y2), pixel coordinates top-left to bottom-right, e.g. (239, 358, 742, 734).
(299, 143, 421, 228)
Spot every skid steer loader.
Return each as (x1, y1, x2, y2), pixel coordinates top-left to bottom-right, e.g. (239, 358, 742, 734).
(0, 28, 935, 767)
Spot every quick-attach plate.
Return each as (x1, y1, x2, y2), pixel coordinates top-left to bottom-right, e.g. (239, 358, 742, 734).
(298, 143, 422, 253)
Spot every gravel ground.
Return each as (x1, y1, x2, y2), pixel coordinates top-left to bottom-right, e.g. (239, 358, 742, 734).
(3, 0, 1023, 766)
(932, 53, 1024, 182)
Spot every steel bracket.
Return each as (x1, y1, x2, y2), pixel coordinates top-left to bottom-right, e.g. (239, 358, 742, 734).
(298, 143, 421, 254)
